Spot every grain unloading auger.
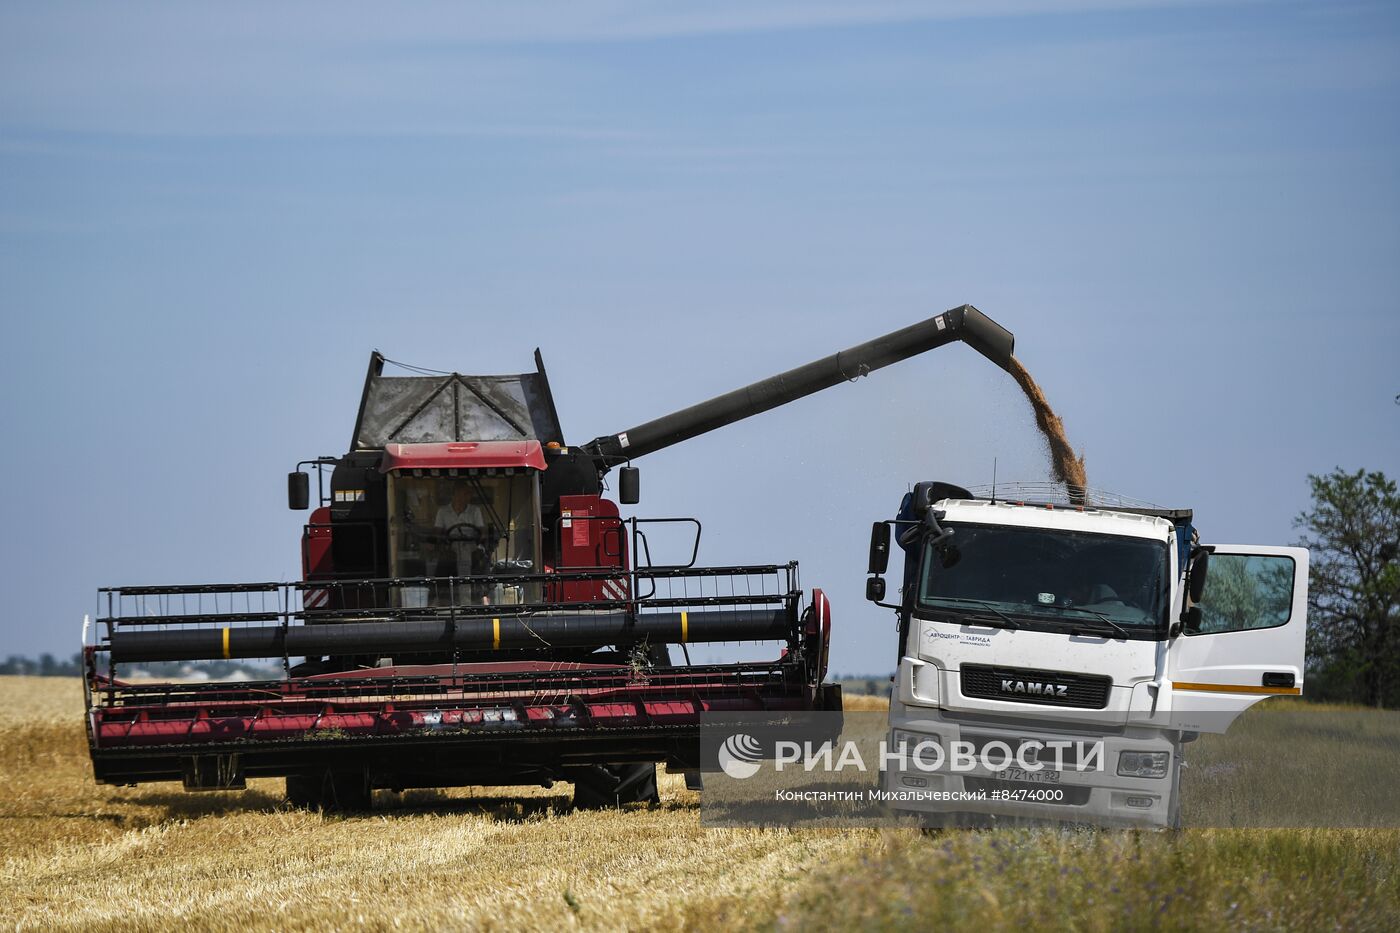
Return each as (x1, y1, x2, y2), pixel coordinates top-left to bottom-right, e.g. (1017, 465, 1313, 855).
(85, 305, 1013, 809)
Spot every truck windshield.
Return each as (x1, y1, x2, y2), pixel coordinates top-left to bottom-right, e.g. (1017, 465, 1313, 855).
(918, 523, 1168, 637)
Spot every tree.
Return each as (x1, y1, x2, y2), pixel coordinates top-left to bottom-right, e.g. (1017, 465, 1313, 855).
(1294, 468, 1400, 707)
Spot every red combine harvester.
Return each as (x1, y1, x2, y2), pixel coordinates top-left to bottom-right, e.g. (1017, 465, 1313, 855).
(85, 305, 1013, 809)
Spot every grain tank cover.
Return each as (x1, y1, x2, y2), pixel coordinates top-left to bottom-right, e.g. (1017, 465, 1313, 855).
(351, 352, 564, 450)
(378, 440, 548, 472)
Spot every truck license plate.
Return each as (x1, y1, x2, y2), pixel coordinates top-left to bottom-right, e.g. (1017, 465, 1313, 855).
(1001, 767, 1061, 783)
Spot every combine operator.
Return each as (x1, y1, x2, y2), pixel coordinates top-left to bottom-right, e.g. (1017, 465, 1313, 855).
(433, 485, 490, 604)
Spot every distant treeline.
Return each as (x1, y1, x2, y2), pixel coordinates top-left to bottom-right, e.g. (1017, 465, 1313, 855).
(4, 653, 896, 691)
(0, 653, 277, 679)
(1, 653, 84, 676)
(833, 674, 894, 697)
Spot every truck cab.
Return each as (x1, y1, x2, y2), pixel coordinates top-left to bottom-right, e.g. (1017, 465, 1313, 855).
(869, 482, 1308, 828)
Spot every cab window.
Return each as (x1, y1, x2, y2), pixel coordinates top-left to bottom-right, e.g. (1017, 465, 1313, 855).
(1194, 554, 1295, 634)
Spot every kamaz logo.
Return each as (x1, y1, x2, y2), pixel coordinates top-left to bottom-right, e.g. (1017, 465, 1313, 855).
(1001, 678, 1069, 697)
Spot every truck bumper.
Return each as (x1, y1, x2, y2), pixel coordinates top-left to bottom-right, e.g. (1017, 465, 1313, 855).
(884, 707, 1179, 829)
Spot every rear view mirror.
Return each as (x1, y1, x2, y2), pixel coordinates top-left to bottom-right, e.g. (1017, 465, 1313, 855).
(1187, 549, 1211, 603)
(911, 483, 935, 515)
(865, 577, 886, 602)
(868, 522, 891, 574)
(1180, 605, 1203, 635)
(936, 543, 962, 569)
(619, 466, 640, 505)
(911, 481, 973, 514)
(288, 471, 310, 511)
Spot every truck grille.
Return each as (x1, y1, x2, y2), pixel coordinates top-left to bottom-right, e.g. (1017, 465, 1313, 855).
(959, 664, 1111, 709)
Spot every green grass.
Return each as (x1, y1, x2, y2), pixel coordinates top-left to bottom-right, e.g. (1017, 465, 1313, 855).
(768, 826, 1400, 931)
(758, 701, 1400, 930)
(1184, 702, 1400, 827)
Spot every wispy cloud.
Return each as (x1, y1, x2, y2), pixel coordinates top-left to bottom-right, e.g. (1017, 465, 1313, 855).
(0, 0, 1260, 137)
(1, 1, 1257, 49)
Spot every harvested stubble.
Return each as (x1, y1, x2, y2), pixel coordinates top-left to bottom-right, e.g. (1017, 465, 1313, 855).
(4, 677, 1398, 932)
(0, 677, 876, 931)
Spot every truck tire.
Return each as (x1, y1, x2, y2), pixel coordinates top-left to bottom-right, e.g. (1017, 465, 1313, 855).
(568, 763, 660, 809)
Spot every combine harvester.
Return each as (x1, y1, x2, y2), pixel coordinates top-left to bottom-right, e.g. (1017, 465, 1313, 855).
(85, 305, 1014, 809)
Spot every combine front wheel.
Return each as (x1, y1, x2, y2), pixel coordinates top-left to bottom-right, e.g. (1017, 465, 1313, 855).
(286, 770, 372, 812)
(568, 763, 660, 809)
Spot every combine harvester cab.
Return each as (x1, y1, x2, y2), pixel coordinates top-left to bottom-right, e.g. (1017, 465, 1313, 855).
(84, 306, 1014, 810)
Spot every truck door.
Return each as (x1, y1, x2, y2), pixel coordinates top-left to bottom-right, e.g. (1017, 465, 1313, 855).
(1166, 545, 1308, 733)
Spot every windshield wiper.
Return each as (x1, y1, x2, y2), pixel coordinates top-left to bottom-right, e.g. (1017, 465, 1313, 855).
(926, 597, 1020, 629)
(1046, 605, 1131, 639)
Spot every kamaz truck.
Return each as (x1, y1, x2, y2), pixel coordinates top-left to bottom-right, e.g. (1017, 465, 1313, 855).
(867, 481, 1308, 828)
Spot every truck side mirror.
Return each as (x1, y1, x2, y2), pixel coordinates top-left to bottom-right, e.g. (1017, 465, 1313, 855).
(288, 471, 310, 511)
(619, 466, 640, 505)
(868, 522, 890, 574)
(1180, 605, 1203, 635)
(866, 577, 886, 602)
(911, 482, 935, 514)
(1187, 549, 1210, 603)
(910, 481, 972, 515)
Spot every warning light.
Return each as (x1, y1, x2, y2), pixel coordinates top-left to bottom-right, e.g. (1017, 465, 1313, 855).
(546, 441, 562, 449)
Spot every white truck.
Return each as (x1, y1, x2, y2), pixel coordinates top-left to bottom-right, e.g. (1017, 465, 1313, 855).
(867, 481, 1308, 828)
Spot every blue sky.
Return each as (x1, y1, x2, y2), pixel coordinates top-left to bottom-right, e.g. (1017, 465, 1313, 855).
(1, 0, 1396, 672)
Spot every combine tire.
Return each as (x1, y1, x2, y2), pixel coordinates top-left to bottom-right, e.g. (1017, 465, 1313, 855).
(285, 774, 322, 809)
(285, 770, 373, 812)
(568, 763, 660, 809)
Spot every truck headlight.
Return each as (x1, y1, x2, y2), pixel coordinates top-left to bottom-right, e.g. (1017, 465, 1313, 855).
(1117, 750, 1169, 778)
(892, 730, 941, 767)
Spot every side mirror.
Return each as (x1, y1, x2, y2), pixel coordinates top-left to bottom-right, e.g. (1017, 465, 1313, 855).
(911, 482, 935, 515)
(1187, 549, 1211, 603)
(868, 522, 891, 574)
(865, 577, 886, 602)
(619, 466, 640, 505)
(1180, 605, 1203, 635)
(910, 481, 973, 514)
(288, 471, 310, 511)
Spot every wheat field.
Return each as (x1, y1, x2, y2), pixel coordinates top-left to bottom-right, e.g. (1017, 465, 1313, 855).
(3, 676, 1398, 931)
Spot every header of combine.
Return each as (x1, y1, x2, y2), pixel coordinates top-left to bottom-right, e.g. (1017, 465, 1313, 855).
(84, 304, 1013, 810)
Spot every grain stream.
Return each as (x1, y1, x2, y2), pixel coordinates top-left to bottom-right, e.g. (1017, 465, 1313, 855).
(1005, 356, 1087, 502)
